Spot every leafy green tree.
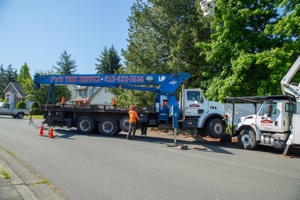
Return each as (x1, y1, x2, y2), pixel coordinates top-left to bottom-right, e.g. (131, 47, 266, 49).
(95, 45, 122, 74)
(115, 0, 211, 107)
(197, 0, 299, 100)
(17, 63, 32, 84)
(22, 70, 71, 105)
(53, 50, 77, 74)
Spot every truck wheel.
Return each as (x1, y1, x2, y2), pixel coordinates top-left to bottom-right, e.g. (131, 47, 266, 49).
(206, 118, 225, 138)
(17, 112, 24, 119)
(98, 117, 118, 136)
(76, 116, 95, 134)
(119, 116, 129, 132)
(238, 128, 257, 150)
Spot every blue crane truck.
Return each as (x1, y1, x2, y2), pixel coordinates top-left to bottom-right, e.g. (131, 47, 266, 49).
(34, 72, 227, 137)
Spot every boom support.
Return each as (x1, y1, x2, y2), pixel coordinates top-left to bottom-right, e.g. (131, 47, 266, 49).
(281, 56, 300, 101)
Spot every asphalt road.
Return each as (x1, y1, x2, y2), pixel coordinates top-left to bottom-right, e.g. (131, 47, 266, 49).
(1, 116, 300, 200)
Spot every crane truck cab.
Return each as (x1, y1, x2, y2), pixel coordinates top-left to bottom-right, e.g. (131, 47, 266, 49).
(180, 88, 226, 138)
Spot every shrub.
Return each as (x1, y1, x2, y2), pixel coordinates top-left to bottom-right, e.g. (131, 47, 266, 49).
(16, 101, 26, 109)
(31, 102, 43, 115)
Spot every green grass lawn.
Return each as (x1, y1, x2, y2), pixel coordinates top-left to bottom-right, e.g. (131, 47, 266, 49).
(25, 115, 44, 119)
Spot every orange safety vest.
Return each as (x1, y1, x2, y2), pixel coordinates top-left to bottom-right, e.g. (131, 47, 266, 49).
(128, 109, 138, 123)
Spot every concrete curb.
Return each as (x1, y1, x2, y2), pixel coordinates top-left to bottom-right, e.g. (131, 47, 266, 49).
(0, 147, 66, 200)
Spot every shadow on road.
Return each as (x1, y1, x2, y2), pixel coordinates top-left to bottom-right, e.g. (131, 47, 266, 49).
(50, 127, 300, 158)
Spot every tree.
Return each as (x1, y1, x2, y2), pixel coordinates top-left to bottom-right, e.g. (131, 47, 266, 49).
(0, 64, 18, 99)
(53, 50, 77, 74)
(95, 45, 122, 74)
(0, 65, 6, 99)
(22, 70, 71, 105)
(197, 0, 300, 100)
(17, 63, 32, 84)
(5, 64, 18, 83)
(115, 0, 211, 107)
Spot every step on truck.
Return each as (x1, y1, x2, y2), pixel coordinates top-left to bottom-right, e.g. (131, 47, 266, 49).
(33, 72, 227, 137)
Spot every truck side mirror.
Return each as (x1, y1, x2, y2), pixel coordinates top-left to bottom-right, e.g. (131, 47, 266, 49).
(267, 105, 272, 117)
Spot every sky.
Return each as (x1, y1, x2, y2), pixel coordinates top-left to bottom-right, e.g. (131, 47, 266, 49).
(0, 0, 136, 76)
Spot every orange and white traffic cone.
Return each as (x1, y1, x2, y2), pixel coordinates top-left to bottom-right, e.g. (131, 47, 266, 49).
(49, 127, 54, 138)
(39, 125, 44, 136)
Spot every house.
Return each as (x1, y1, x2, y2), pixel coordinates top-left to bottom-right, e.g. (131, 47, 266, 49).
(3, 82, 32, 109)
(67, 85, 114, 106)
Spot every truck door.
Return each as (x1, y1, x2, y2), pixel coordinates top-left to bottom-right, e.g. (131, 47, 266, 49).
(257, 102, 280, 132)
(1, 103, 12, 115)
(184, 90, 205, 117)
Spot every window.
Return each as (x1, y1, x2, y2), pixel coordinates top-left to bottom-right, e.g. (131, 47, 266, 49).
(258, 102, 277, 116)
(187, 91, 200, 101)
(285, 103, 296, 113)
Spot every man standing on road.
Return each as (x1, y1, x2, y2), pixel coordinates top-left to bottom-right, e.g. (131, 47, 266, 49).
(127, 105, 140, 140)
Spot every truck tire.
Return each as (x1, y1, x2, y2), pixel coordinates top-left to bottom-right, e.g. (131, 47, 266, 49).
(17, 112, 25, 119)
(238, 128, 257, 150)
(206, 118, 225, 138)
(76, 116, 95, 134)
(98, 117, 118, 136)
(119, 116, 129, 132)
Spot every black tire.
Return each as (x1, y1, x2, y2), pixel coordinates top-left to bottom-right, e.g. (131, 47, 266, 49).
(76, 116, 95, 134)
(238, 128, 257, 150)
(119, 116, 129, 132)
(98, 117, 118, 136)
(197, 128, 208, 137)
(206, 118, 225, 138)
(17, 112, 25, 119)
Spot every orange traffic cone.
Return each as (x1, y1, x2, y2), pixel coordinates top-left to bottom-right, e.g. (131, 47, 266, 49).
(49, 128, 54, 138)
(39, 125, 44, 136)
(61, 96, 65, 104)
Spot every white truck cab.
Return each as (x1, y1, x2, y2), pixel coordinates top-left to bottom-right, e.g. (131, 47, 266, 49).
(180, 88, 227, 138)
(234, 96, 296, 149)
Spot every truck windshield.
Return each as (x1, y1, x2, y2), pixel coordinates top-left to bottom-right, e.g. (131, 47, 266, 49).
(258, 102, 277, 116)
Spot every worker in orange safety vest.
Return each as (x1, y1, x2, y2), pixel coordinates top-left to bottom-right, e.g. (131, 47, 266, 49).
(126, 105, 140, 140)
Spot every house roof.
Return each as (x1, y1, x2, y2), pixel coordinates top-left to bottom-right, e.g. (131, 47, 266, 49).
(3, 82, 27, 97)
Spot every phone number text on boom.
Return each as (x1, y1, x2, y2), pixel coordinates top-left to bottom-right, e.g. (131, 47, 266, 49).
(50, 75, 145, 84)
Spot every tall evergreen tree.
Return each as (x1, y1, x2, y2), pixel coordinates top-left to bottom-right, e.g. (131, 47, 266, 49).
(197, 0, 300, 100)
(0, 65, 6, 99)
(116, 0, 211, 107)
(53, 50, 77, 74)
(0, 64, 18, 99)
(17, 63, 32, 84)
(5, 64, 18, 83)
(95, 45, 122, 74)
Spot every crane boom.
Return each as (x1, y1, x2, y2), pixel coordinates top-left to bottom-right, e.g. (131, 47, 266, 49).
(280, 56, 300, 100)
(34, 72, 190, 94)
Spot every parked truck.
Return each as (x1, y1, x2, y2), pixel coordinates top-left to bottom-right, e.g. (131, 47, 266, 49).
(224, 56, 300, 155)
(33, 72, 227, 137)
(0, 102, 29, 119)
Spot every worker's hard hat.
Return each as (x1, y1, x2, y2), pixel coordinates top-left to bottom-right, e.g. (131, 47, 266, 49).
(130, 105, 134, 109)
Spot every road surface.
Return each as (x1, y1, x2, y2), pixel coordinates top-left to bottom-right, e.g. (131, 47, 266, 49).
(1, 116, 300, 200)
